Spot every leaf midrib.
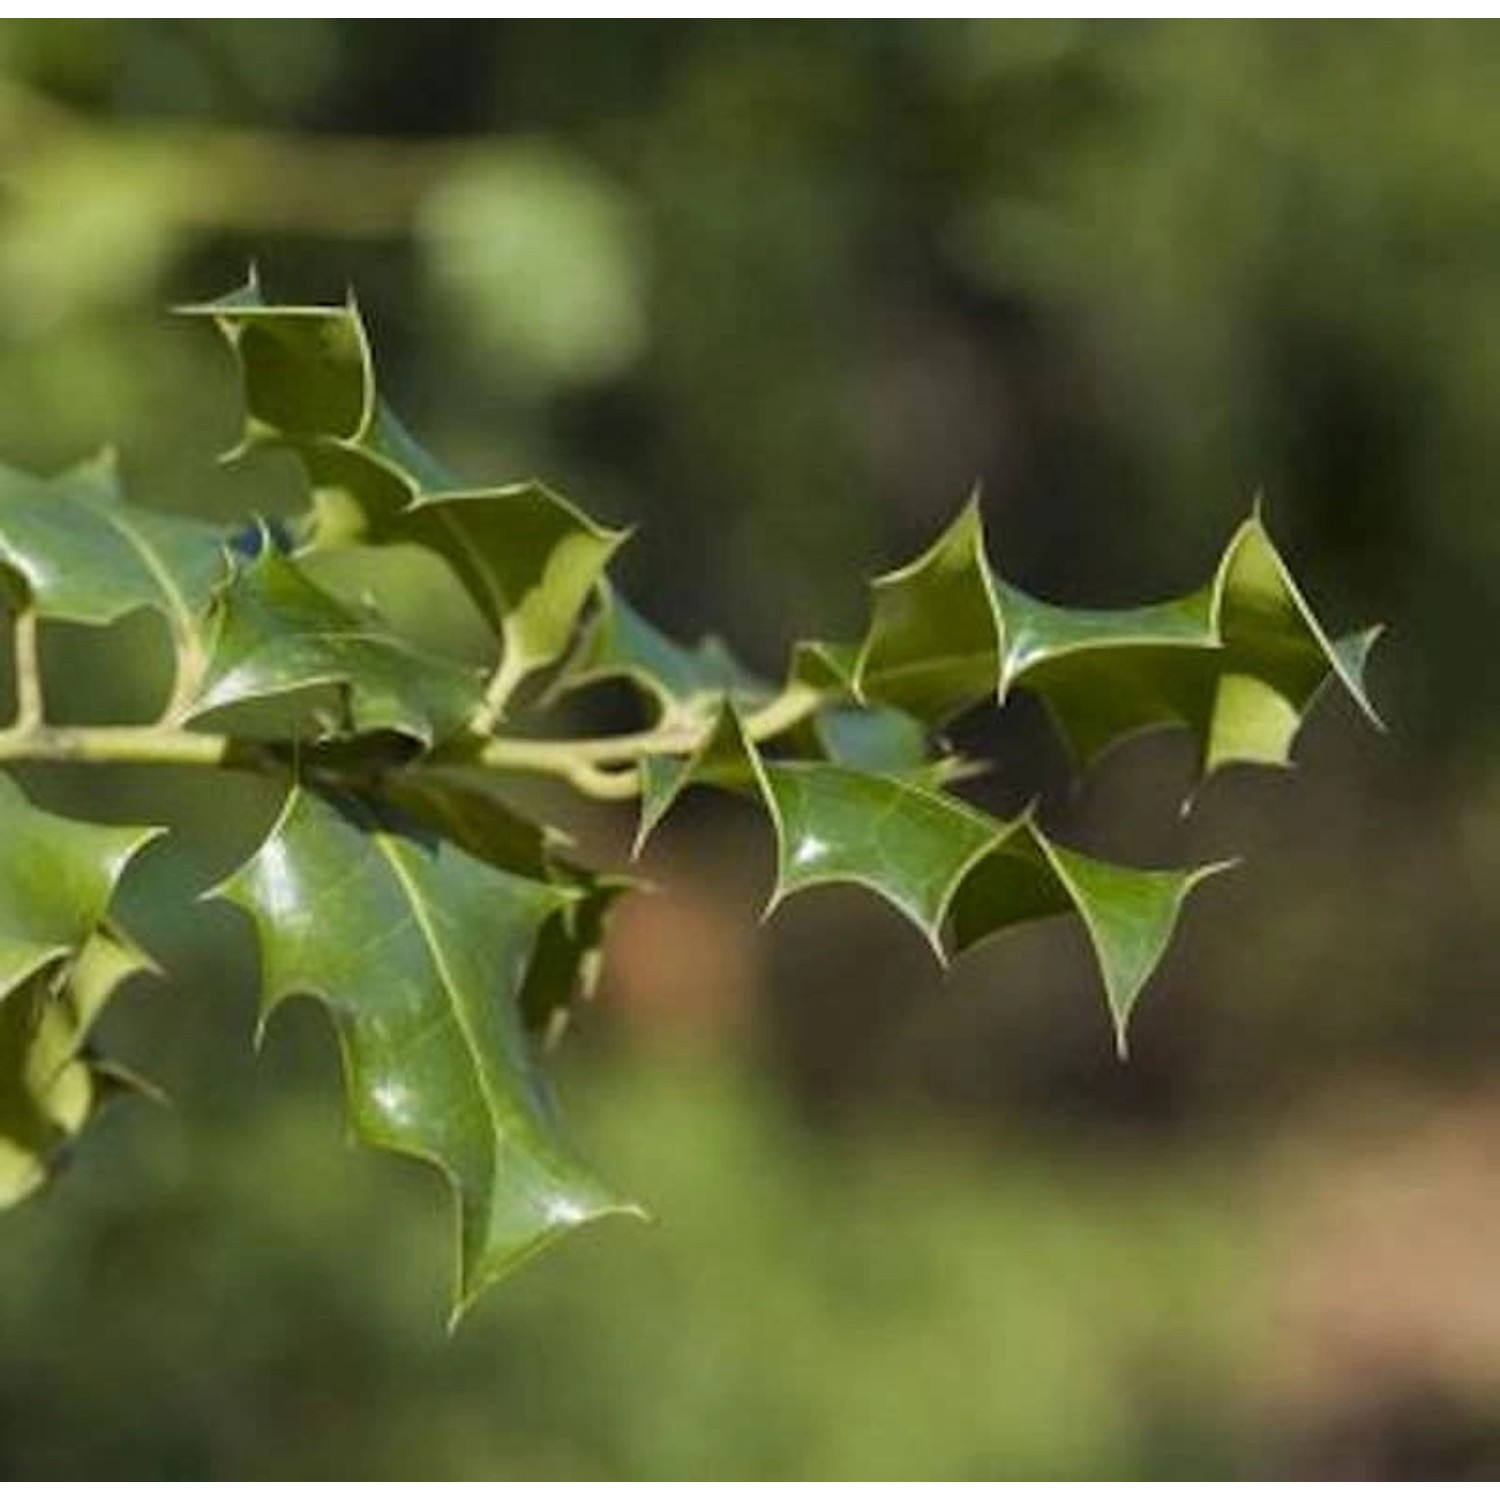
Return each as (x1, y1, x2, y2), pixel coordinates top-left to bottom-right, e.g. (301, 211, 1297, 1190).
(88, 500, 201, 651)
(373, 831, 508, 1164)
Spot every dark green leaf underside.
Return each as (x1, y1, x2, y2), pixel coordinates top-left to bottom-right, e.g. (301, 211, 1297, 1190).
(0, 777, 160, 1206)
(0, 925, 156, 1209)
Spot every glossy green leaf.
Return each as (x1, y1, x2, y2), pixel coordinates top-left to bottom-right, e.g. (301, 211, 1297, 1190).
(181, 276, 625, 702)
(757, 756, 1223, 1043)
(758, 763, 1225, 1050)
(1004, 513, 1383, 778)
(853, 495, 1383, 784)
(620, 704, 1215, 1047)
(0, 452, 226, 701)
(0, 925, 157, 1209)
(758, 760, 1004, 960)
(405, 479, 627, 695)
(854, 493, 1003, 725)
(190, 543, 480, 746)
(951, 831, 1231, 1056)
(210, 785, 641, 1318)
(0, 774, 161, 998)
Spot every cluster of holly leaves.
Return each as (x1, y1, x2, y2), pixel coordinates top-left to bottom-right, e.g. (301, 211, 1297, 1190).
(0, 274, 1383, 1321)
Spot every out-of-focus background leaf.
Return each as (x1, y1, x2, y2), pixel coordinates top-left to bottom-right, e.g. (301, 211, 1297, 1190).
(0, 18, 1497, 1479)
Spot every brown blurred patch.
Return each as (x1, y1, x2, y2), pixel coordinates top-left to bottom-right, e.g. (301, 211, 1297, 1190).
(597, 842, 764, 1044)
(1257, 1075, 1500, 1475)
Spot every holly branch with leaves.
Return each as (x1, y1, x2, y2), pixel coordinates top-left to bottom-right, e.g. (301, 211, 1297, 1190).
(0, 275, 1383, 1321)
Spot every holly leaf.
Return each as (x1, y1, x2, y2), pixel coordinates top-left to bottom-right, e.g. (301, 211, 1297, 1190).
(760, 763, 1226, 1053)
(398, 478, 628, 701)
(210, 785, 642, 1319)
(189, 543, 481, 747)
(0, 453, 227, 710)
(180, 276, 625, 707)
(0, 776, 161, 1206)
(949, 833, 1231, 1056)
(0, 774, 161, 997)
(0, 925, 158, 1209)
(620, 705, 1218, 1050)
(1000, 512, 1384, 778)
(853, 495, 1383, 785)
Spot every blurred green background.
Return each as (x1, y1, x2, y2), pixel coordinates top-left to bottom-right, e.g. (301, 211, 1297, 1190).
(1, 19, 1498, 1479)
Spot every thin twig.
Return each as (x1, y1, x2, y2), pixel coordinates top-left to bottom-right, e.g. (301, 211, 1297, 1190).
(12, 607, 43, 731)
(469, 651, 530, 738)
(0, 680, 823, 795)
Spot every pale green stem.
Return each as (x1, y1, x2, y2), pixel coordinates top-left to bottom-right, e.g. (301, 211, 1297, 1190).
(743, 680, 822, 742)
(159, 636, 210, 727)
(11, 606, 43, 731)
(0, 680, 823, 800)
(474, 681, 821, 771)
(0, 725, 241, 769)
(469, 649, 530, 738)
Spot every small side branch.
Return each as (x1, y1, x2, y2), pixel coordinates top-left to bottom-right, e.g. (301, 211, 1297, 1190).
(470, 682, 823, 775)
(12, 606, 43, 731)
(159, 636, 210, 728)
(469, 651, 529, 738)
